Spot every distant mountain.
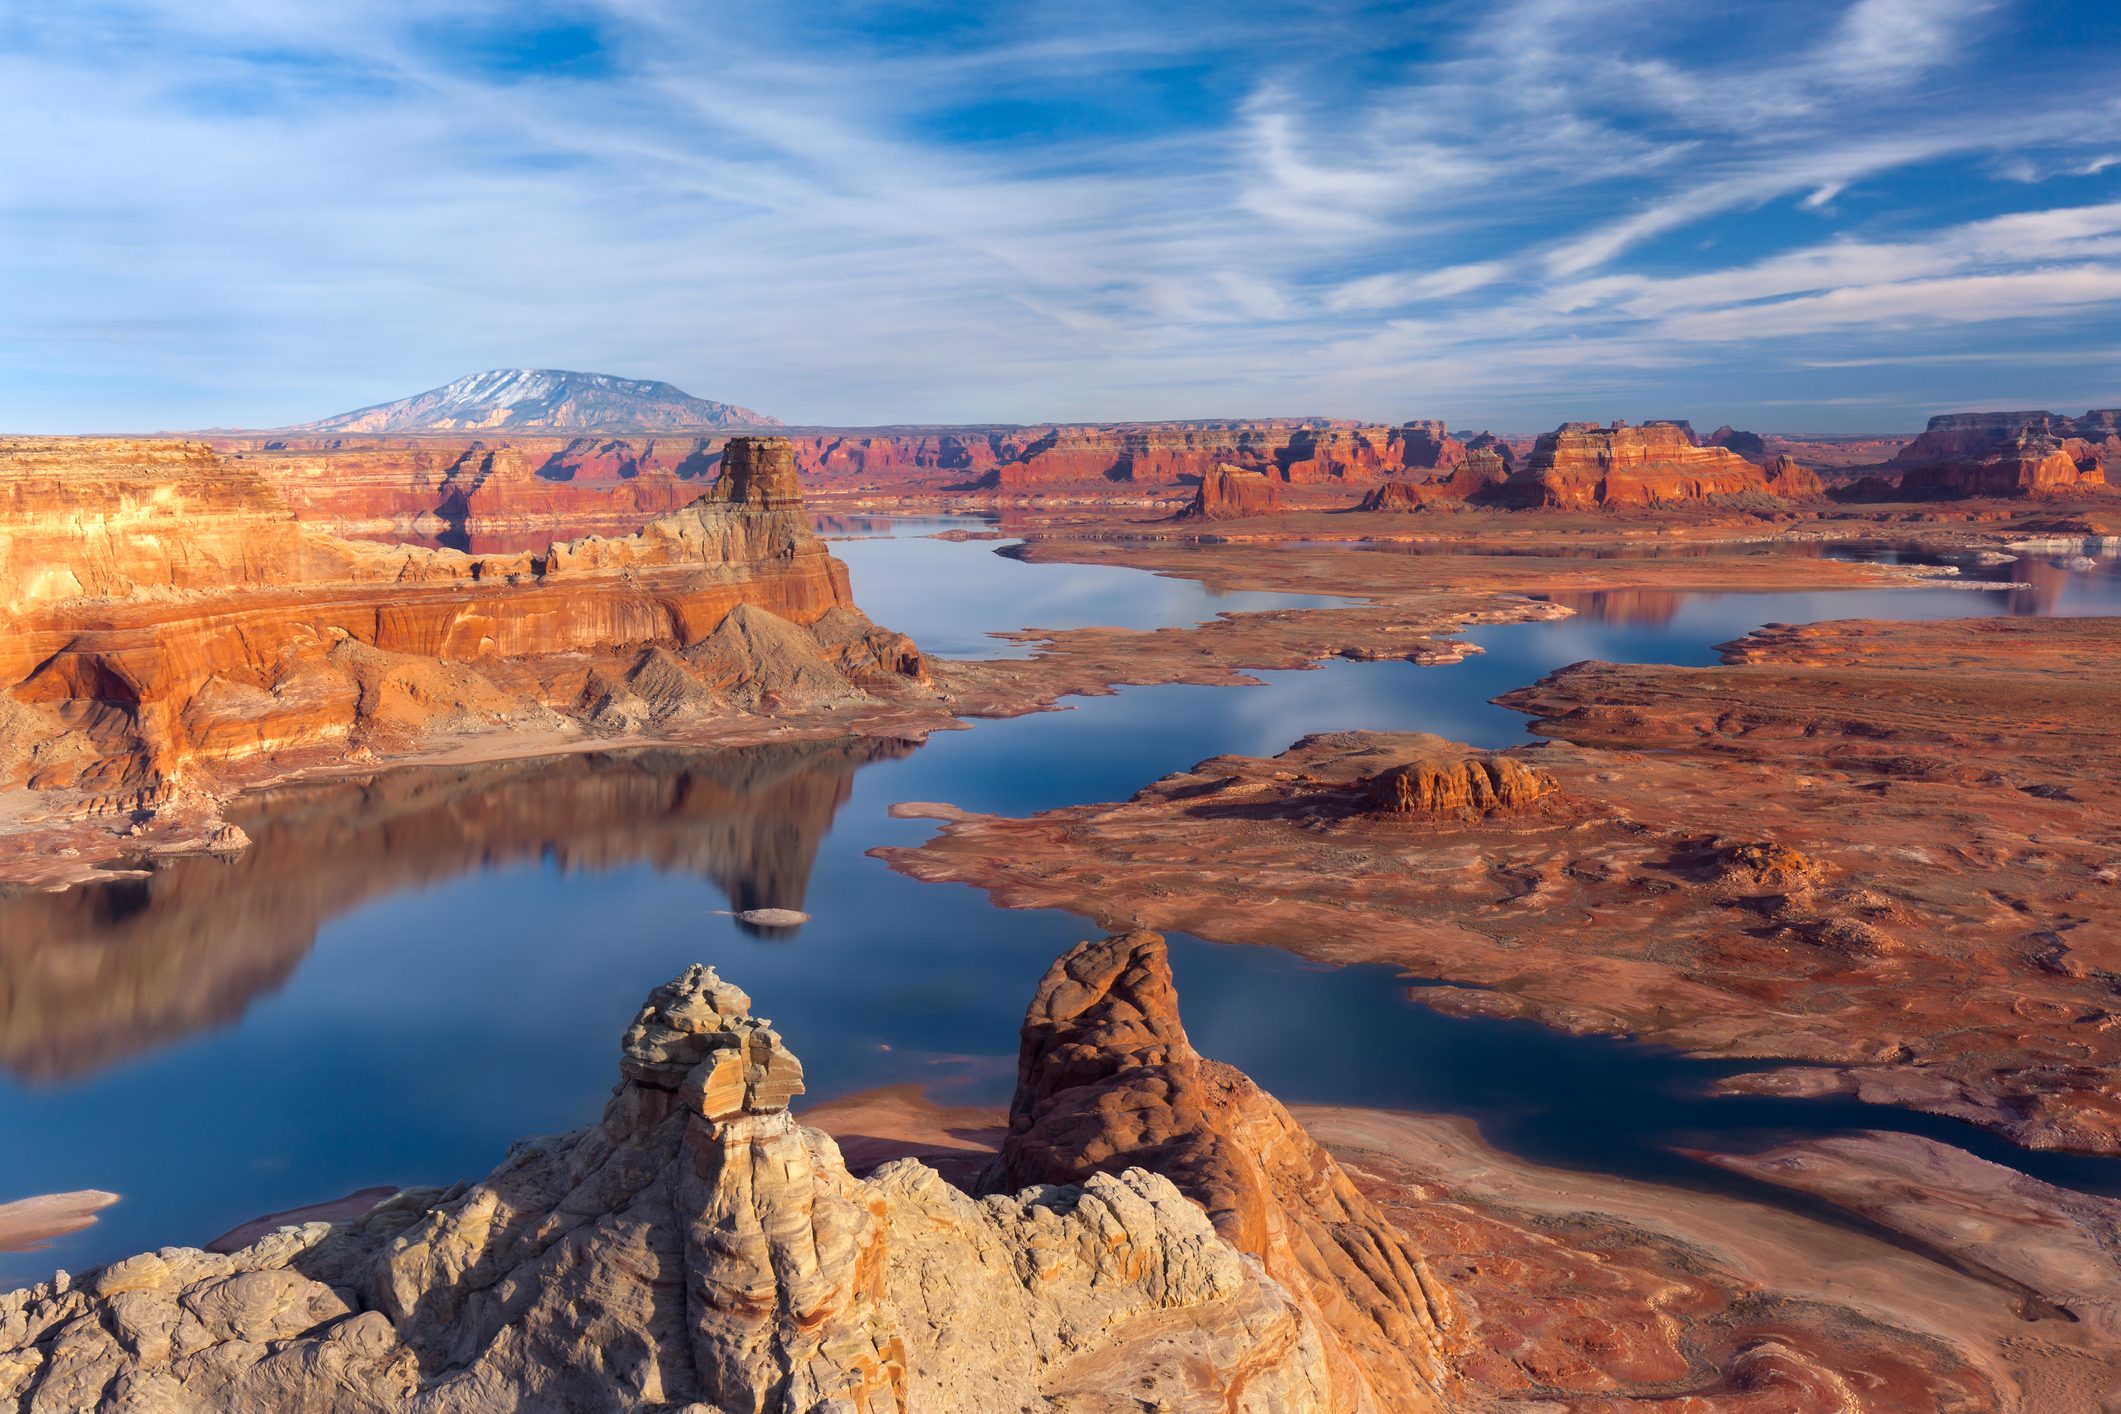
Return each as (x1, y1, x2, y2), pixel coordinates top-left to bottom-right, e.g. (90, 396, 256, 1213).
(294, 369, 780, 433)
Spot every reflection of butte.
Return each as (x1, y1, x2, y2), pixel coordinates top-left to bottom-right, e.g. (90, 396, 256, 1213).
(0, 738, 910, 1084)
(1542, 587, 1686, 626)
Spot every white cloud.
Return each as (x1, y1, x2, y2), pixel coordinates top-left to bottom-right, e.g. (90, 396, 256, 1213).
(1325, 263, 1511, 312)
(0, 0, 2117, 430)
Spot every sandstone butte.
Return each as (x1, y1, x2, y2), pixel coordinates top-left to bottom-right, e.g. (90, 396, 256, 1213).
(1487, 420, 1823, 509)
(0, 932, 2007, 1411)
(0, 435, 932, 846)
(1869, 408, 2118, 498)
(1176, 463, 1285, 520)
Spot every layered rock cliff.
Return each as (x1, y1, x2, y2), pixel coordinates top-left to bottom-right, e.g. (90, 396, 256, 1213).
(1177, 464, 1285, 521)
(1498, 421, 1820, 509)
(0, 436, 927, 829)
(985, 420, 1467, 491)
(1879, 408, 2116, 497)
(0, 936, 1453, 1411)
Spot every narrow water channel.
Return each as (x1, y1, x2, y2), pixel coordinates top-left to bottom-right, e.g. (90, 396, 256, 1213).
(4, 521, 2116, 1285)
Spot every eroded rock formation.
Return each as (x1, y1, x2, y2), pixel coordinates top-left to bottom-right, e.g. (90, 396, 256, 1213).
(1879, 409, 2117, 498)
(990, 932, 1458, 1412)
(1178, 464, 1285, 521)
(1364, 754, 1555, 819)
(984, 420, 1466, 491)
(0, 941, 1445, 1411)
(0, 436, 931, 859)
(1500, 421, 1820, 509)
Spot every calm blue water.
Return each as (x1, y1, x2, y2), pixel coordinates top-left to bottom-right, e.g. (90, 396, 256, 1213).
(826, 516, 1363, 658)
(3, 528, 2114, 1285)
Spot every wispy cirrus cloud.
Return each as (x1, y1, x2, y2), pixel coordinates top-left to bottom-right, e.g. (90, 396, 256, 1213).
(0, 0, 2116, 431)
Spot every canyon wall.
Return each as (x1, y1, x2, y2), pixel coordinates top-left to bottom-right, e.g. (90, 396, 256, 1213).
(984, 419, 1471, 491)
(204, 414, 1879, 544)
(0, 436, 926, 818)
(1877, 408, 2116, 498)
(1497, 421, 1816, 509)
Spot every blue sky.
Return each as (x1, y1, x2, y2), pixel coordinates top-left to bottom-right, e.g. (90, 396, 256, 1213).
(3, 0, 2119, 431)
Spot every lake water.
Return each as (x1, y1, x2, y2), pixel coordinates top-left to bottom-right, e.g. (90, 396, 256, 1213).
(4, 523, 2117, 1285)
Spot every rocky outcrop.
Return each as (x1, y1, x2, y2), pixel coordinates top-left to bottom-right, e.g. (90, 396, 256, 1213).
(1880, 409, 2116, 498)
(0, 943, 1410, 1410)
(0, 436, 926, 818)
(1364, 755, 1556, 819)
(1764, 453, 1825, 498)
(1706, 425, 1768, 460)
(986, 420, 1464, 491)
(1358, 446, 1514, 510)
(1498, 421, 1810, 509)
(990, 932, 1458, 1412)
(1178, 464, 1285, 521)
(1355, 480, 1444, 512)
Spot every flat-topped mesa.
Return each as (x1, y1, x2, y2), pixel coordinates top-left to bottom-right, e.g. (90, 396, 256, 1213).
(0, 944, 1405, 1410)
(1398, 418, 1460, 469)
(982, 419, 1463, 490)
(1178, 463, 1285, 520)
(1499, 420, 1815, 509)
(1364, 754, 1556, 819)
(1882, 408, 2115, 497)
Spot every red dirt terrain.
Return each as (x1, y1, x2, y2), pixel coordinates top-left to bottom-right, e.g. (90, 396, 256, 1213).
(886, 616, 2121, 1154)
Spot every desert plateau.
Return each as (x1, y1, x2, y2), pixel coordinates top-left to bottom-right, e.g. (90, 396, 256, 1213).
(9, 4, 2121, 1410)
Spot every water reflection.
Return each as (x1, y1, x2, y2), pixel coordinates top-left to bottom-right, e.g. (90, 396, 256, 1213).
(0, 740, 906, 1086)
(1825, 543, 2121, 617)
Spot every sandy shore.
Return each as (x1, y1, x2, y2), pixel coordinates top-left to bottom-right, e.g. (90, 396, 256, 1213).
(0, 1191, 118, 1255)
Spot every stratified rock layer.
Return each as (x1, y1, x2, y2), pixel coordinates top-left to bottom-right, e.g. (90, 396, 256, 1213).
(1882, 408, 2116, 497)
(1364, 754, 1555, 819)
(1179, 464, 1285, 521)
(1501, 421, 1815, 509)
(0, 947, 1398, 1411)
(990, 932, 1457, 1412)
(0, 436, 927, 818)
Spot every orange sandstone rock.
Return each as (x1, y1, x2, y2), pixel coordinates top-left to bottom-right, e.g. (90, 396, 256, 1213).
(1178, 463, 1285, 520)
